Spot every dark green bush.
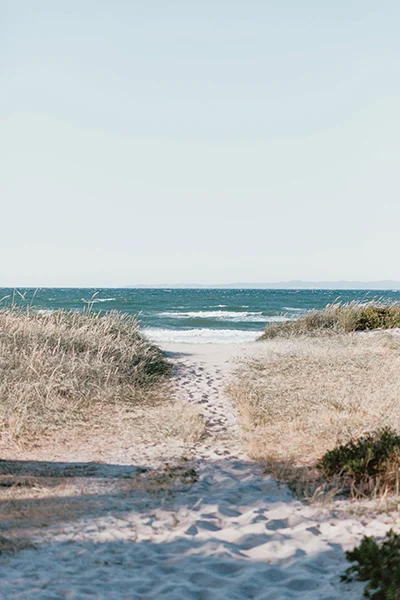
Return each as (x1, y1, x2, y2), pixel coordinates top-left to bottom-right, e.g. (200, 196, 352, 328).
(318, 428, 400, 482)
(355, 306, 400, 331)
(342, 529, 400, 599)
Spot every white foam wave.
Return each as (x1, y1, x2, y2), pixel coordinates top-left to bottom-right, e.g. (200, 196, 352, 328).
(82, 298, 116, 304)
(158, 310, 293, 323)
(282, 306, 307, 312)
(143, 328, 260, 344)
(267, 315, 294, 322)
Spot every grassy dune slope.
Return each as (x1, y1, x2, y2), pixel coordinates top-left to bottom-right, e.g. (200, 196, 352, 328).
(230, 333, 400, 466)
(231, 306, 400, 500)
(0, 309, 203, 445)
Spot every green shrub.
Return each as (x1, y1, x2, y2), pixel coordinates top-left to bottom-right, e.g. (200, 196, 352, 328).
(355, 306, 400, 331)
(342, 529, 400, 599)
(318, 428, 400, 484)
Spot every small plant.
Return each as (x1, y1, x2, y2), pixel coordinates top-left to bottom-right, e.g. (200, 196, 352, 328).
(138, 465, 199, 491)
(342, 529, 400, 599)
(318, 428, 400, 496)
(0, 535, 34, 555)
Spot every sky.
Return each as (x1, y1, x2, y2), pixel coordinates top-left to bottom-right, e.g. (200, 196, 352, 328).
(1, 1, 400, 286)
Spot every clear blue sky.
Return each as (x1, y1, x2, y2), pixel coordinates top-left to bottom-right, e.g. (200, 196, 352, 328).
(1, 1, 399, 286)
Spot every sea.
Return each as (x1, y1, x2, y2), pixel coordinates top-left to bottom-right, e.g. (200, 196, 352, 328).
(2, 288, 400, 344)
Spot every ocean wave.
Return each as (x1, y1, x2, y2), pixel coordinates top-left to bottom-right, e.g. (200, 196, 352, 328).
(212, 304, 249, 308)
(143, 328, 260, 344)
(82, 298, 116, 304)
(266, 315, 295, 322)
(157, 310, 293, 323)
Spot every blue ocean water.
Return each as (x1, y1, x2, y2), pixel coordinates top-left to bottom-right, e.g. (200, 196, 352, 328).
(2, 288, 400, 344)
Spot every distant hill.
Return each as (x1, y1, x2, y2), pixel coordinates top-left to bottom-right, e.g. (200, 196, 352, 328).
(129, 281, 400, 290)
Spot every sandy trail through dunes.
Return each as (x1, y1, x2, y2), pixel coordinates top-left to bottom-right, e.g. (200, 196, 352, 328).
(0, 343, 396, 599)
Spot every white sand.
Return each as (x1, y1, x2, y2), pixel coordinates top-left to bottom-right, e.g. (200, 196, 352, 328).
(0, 342, 397, 599)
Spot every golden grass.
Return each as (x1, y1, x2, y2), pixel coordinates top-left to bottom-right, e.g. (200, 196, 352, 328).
(0, 308, 204, 446)
(229, 333, 400, 480)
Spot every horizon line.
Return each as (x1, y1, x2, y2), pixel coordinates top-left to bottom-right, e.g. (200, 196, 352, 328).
(2, 280, 400, 290)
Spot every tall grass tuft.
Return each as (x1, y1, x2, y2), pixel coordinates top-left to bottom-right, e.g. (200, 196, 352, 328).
(0, 308, 170, 441)
(260, 301, 400, 339)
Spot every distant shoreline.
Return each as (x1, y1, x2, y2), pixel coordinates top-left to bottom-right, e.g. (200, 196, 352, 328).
(2, 282, 400, 290)
(127, 282, 400, 290)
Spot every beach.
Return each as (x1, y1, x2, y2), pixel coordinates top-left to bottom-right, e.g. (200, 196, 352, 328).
(1, 338, 398, 599)
(4, 0, 399, 594)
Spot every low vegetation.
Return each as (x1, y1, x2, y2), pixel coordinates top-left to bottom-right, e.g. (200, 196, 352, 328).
(342, 529, 400, 599)
(319, 428, 400, 491)
(0, 308, 203, 445)
(229, 332, 400, 499)
(0, 535, 34, 555)
(260, 302, 400, 339)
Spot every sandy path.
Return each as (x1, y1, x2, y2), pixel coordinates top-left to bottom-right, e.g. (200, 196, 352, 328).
(0, 343, 396, 599)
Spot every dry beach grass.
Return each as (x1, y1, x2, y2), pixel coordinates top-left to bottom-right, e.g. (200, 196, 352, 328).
(0, 307, 203, 444)
(0, 308, 204, 543)
(229, 331, 400, 498)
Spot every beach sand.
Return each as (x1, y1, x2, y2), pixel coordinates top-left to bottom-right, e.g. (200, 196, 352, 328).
(0, 342, 397, 599)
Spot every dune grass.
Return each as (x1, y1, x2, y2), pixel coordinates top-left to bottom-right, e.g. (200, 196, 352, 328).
(229, 332, 400, 499)
(260, 301, 400, 339)
(0, 308, 203, 445)
(0, 306, 205, 543)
